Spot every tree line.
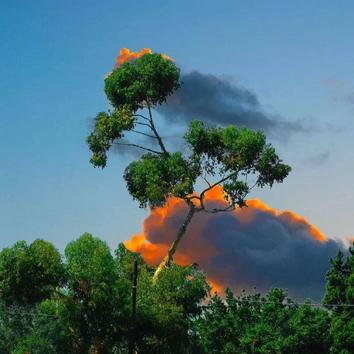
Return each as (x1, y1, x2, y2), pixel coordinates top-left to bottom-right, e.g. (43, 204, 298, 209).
(0, 234, 353, 353)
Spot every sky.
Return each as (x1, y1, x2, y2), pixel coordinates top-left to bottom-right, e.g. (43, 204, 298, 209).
(1, 0, 354, 252)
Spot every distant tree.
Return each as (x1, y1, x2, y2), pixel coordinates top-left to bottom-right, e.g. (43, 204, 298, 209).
(0, 239, 65, 306)
(87, 50, 291, 281)
(323, 243, 354, 354)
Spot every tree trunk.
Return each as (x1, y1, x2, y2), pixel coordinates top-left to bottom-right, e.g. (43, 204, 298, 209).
(152, 205, 196, 283)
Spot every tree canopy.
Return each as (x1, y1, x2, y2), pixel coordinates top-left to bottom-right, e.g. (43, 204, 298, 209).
(87, 50, 291, 279)
(0, 239, 65, 306)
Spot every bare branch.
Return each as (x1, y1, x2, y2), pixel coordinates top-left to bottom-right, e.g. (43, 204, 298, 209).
(133, 113, 150, 121)
(147, 104, 169, 155)
(185, 195, 202, 207)
(203, 205, 235, 213)
(200, 172, 238, 201)
(135, 122, 153, 129)
(248, 177, 260, 191)
(196, 171, 238, 211)
(186, 195, 201, 202)
(131, 129, 158, 139)
(201, 175, 212, 188)
(113, 142, 162, 155)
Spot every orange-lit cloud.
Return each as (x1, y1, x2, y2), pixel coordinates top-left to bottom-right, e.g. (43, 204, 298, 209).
(125, 187, 342, 300)
(114, 47, 172, 69)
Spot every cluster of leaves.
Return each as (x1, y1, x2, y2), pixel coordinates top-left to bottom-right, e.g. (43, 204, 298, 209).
(124, 152, 197, 208)
(87, 108, 135, 168)
(0, 239, 65, 306)
(185, 120, 291, 208)
(104, 53, 180, 111)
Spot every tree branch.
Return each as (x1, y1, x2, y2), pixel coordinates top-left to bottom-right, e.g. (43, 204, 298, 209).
(186, 195, 201, 202)
(131, 130, 158, 139)
(201, 175, 212, 188)
(133, 114, 150, 121)
(113, 142, 162, 155)
(203, 204, 235, 213)
(198, 172, 238, 210)
(147, 104, 169, 155)
(248, 179, 259, 191)
(135, 122, 153, 129)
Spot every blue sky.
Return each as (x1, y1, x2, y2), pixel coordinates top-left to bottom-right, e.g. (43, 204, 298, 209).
(1, 0, 354, 251)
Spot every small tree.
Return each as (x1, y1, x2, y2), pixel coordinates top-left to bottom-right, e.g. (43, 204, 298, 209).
(87, 49, 291, 281)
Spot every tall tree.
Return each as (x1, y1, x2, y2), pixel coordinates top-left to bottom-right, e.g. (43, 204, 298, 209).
(87, 49, 291, 280)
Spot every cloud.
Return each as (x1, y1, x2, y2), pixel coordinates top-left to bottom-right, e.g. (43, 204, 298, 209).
(322, 78, 354, 106)
(125, 189, 344, 301)
(306, 151, 331, 165)
(158, 71, 305, 138)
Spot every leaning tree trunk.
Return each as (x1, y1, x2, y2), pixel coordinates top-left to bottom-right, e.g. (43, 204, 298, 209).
(152, 205, 196, 283)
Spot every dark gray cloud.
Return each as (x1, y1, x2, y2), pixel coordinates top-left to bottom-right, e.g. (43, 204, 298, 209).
(158, 71, 305, 137)
(132, 197, 343, 302)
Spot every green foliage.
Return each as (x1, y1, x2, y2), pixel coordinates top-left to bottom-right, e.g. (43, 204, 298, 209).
(63, 233, 130, 352)
(185, 120, 291, 206)
(87, 107, 135, 168)
(329, 311, 354, 354)
(12, 335, 56, 354)
(323, 243, 354, 354)
(0, 237, 353, 353)
(194, 288, 331, 354)
(65, 233, 120, 303)
(124, 152, 197, 208)
(283, 304, 331, 354)
(323, 249, 350, 310)
(0, 235, 210, 353)
(104, 53, 180, 110)
(0, 239, 65, 306)
(115, 244, 209, 353)
(0, 302, 33, 353)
